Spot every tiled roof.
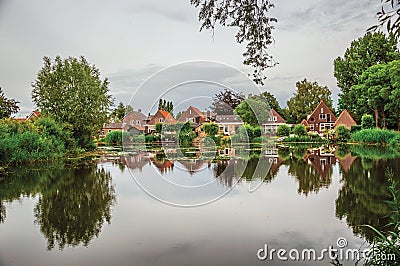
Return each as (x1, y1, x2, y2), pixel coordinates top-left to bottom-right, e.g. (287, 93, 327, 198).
(334, 109, 357, 128)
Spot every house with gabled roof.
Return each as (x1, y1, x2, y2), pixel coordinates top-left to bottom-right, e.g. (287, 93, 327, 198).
(334, 109, 357, 130)
(177, 106, 207, 126)
(262, 108, 286, 134)
(214, 114, 244, 135)
(122, 109, 147, 135)
(145, 109, 176, 134)
(306, 100, 337, 133)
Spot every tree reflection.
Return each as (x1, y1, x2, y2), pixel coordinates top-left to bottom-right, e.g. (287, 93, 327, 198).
(33, 164, 116, 250)
(335, 157, 400, 242)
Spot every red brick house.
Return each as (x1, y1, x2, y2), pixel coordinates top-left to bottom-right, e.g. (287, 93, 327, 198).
(306, 100, 336, 133)
(177, 106, 207, 126)
(145, 109, 176, 134)
(334, 109, 357, 130)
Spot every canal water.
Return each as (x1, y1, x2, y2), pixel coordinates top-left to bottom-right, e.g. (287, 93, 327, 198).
(0, 145, 399, 265)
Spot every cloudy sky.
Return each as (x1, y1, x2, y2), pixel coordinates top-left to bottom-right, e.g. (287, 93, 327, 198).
(0, 0, 381, 116)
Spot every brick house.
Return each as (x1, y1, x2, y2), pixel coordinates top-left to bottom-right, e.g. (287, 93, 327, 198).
(123, 109, 147, 135)
(177, 106, 207, 126)
(145, 109, 176, 134)
(306, 100, 336, 133)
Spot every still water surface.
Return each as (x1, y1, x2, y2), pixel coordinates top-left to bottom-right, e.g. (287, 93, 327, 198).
(0, 145, 399, 266)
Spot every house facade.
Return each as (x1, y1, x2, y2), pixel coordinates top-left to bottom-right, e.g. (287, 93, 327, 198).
(123, 109, 147, 135)
(214, 115, 244, 135)
(262, 108, 286, 134)
(177, 106, 207, 126)
(14, 110, 41, 122)
(306, 100, 337, 133)
(145, 109, 177, 134)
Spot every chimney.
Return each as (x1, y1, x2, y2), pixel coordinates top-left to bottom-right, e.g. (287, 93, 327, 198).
(138, 109, 142, 113)
(206, 110, 211, 118)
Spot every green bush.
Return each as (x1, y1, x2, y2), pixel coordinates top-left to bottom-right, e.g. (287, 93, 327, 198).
(351, 128, 398, 145)
(0, 117, 70, 165)
(202, 122, 219, 136)
(361, 114, 375, 129)
(336, 125, 350, 143)
(350, 125, 362, 133)
(292, 124, 307, 136)
(277, 124, 290, 137)
(104, 130, 130, 145)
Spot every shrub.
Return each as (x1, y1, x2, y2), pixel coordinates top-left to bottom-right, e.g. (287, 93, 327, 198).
(277, 124, 290, 137)
(202, 122, 219, 136)
(292, 124, 307, 136)
(350, 125, 362, 133)
(361, 114, 375, 129)
(104, 130, 130, 145)
(336, 125, 350, 143)
(351, 128, 398, 145)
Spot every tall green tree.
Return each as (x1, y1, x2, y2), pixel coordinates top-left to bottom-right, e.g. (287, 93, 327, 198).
(334, 32, 399, 120)
(235, 98, 269, 127)
(0, 87, 20, 119)
(31, 56, 113, 149)
(286, 79, 333, 124)
(352, 60, 400, 129)
(250, 91, 283, 117)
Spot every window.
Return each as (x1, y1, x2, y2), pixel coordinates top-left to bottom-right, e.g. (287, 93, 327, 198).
(320, 124, 325, 130)
(311, 117, 315, 122)
(108, 130, 112, 133)
(310, 124, 314, 130)
(159, 118, 163, 123)
(137, 121, 140, 125)
(319, 114, 326, 120)
(224, 126, 229, 132)
(130, 120, 134, 125)
(321, 108, 324, 113)
(273, 116, 277, 121)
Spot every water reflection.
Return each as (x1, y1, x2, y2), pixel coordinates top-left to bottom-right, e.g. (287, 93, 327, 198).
(0, 161, 116, 250)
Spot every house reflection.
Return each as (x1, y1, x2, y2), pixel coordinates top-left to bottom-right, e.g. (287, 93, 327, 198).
(177, 160, 208, 175)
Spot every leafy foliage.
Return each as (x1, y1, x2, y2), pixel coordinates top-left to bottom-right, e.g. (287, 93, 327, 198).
(361, 114, 375, 129)
(334, 33, 399, 121)
(210, 89, 244, 115)
(104, 130, 130, 145)
(235, 98, 269, 127)
(336, 125, 350, 143)
(292, 124, 307, 136)
(202, 122, 219, 136)
(111, 102, 133, 120)
(31, 56, 113, 149)
(277, 124, 290, 137)
(352, 60, 400, 129)
(190, 0, 277, 84)
(368, 0, 400, 38)
(0, 117, 73, 165)
(158, 99, 174, 113)
(351, 128, 399, 145)
(0, 87, 20, 119)
(286, 79, 333, 123)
